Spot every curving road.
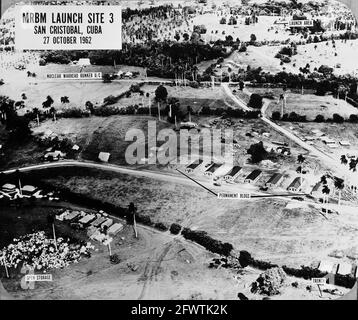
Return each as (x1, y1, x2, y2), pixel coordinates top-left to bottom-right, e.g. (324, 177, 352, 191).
(222, 84, 350, 178)
(2, 159, 303, 200)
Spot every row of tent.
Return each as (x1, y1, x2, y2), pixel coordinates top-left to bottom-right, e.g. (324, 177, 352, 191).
(319, 260, 358, 278)
(56, 210, 123, 241)
(0, 183, 61, 201)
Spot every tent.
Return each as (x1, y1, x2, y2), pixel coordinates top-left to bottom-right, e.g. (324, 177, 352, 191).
(318, 260, 335, 273)
(108, 223, 123, 235)
(98, 152, 111, 163)
(78, 58, 91, 66)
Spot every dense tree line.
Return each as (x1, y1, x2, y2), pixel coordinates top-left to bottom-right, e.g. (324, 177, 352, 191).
(0, 96, 31, 142)
(41, 41, 230, 80)
(272, 111, 358, 124)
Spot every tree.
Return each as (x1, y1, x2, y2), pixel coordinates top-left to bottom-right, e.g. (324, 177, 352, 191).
(1, 96, 31, 140)
(297, 154, 305, 164)
(85, 101, 94, 113)
(102, 73, 112, 83)
(0, 96, 14, 122)
(322, 185, 330, 208)
(332, 113, 344, 123)
(250, 34, 257, 43)
(60, 96, 69, 104)
(239, 81, 244, 90)
(318, 65, 333, 75)
(33, 107, 40, 126)
(49, 106, 57, 122)
(247, 141, 268, 163)
(167, 97, 181, 124)
(248, 93, 263, 109)
(187, 105, 193, 122)
(334, 177, 344, 206)
(128, 202, 137, 238)
(349, 158, 357, 172)
(297, 154, 306, 185)
(42, 96, 54, 109)
(321, 175, 327, 185)
(155, 85, 168, 102)
(340, 155, 348, 165)
(239, 250, 252, 268)
(47, 213, 58, 251)
(15, 169, 23, 197)
(349, 114, 358, 123)
(220, 17, 226, 24)
(314, 114, 325, 122)
(272, 111, 281, 120)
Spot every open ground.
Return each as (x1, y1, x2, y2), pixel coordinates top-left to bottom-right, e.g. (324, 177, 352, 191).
(1, 202, 341, 300)
(40, 168, 358, 269)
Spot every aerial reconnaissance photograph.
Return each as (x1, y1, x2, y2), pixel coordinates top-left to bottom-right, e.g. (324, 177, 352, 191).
(1, 0, 358, 305)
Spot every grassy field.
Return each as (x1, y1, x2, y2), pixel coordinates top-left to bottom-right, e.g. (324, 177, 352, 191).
(234, 39, 358, 76)
(32, 115, 174, 166)
(231, 46, 290, 74)
(287, 40, 358, 76)
(0, 80, 132, 114)
(43, 169, 358, 268)
(280, 121, 358, 157)
(194, 14, 299, 43)
(257, 89, 358, 121)
(1, 200, 333, 300)
(32, 114, 310, 168)
(0, 124, 44, 170)
(117, 84, 235, 111)
(167, 85, 235, 111)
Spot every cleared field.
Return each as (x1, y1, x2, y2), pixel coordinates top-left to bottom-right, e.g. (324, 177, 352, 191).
(287, 40, 358, 76)
(193, 15, 299, 43)
(32, 115, 174, 166)
(167, 85, 235, 111)
(261, 90, 358, 121)
(280, 121, 358, 159)
(0, 202, 334, 300)
(243, 39, 358, 76)
(117, 84, 234, 111)
(32, 114, 310, 168)
(0, 81, 132, 114)
(196, 45, 289, 76)
(44, 170, 358, 269)
(0, 202, 237, 300)
(0, 123, 44, 170)
(230, 46, 290, 74)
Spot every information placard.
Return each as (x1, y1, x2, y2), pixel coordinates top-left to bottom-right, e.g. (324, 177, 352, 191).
(15, 5, 122, 50)
(289, 20, 314, 27)
(46, 72, 102, 80)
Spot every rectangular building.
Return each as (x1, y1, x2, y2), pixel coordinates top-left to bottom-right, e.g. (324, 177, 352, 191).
(287, 177, 304, 192)
(185, 159, 203, 173)
(224, 166, 242, 182)
(311, 182, 322, 197)
(244, 169, 262, 184)
(266, 173, 283, 187)
(22, 185, 37, 196)
(204, 163, 223, 177)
